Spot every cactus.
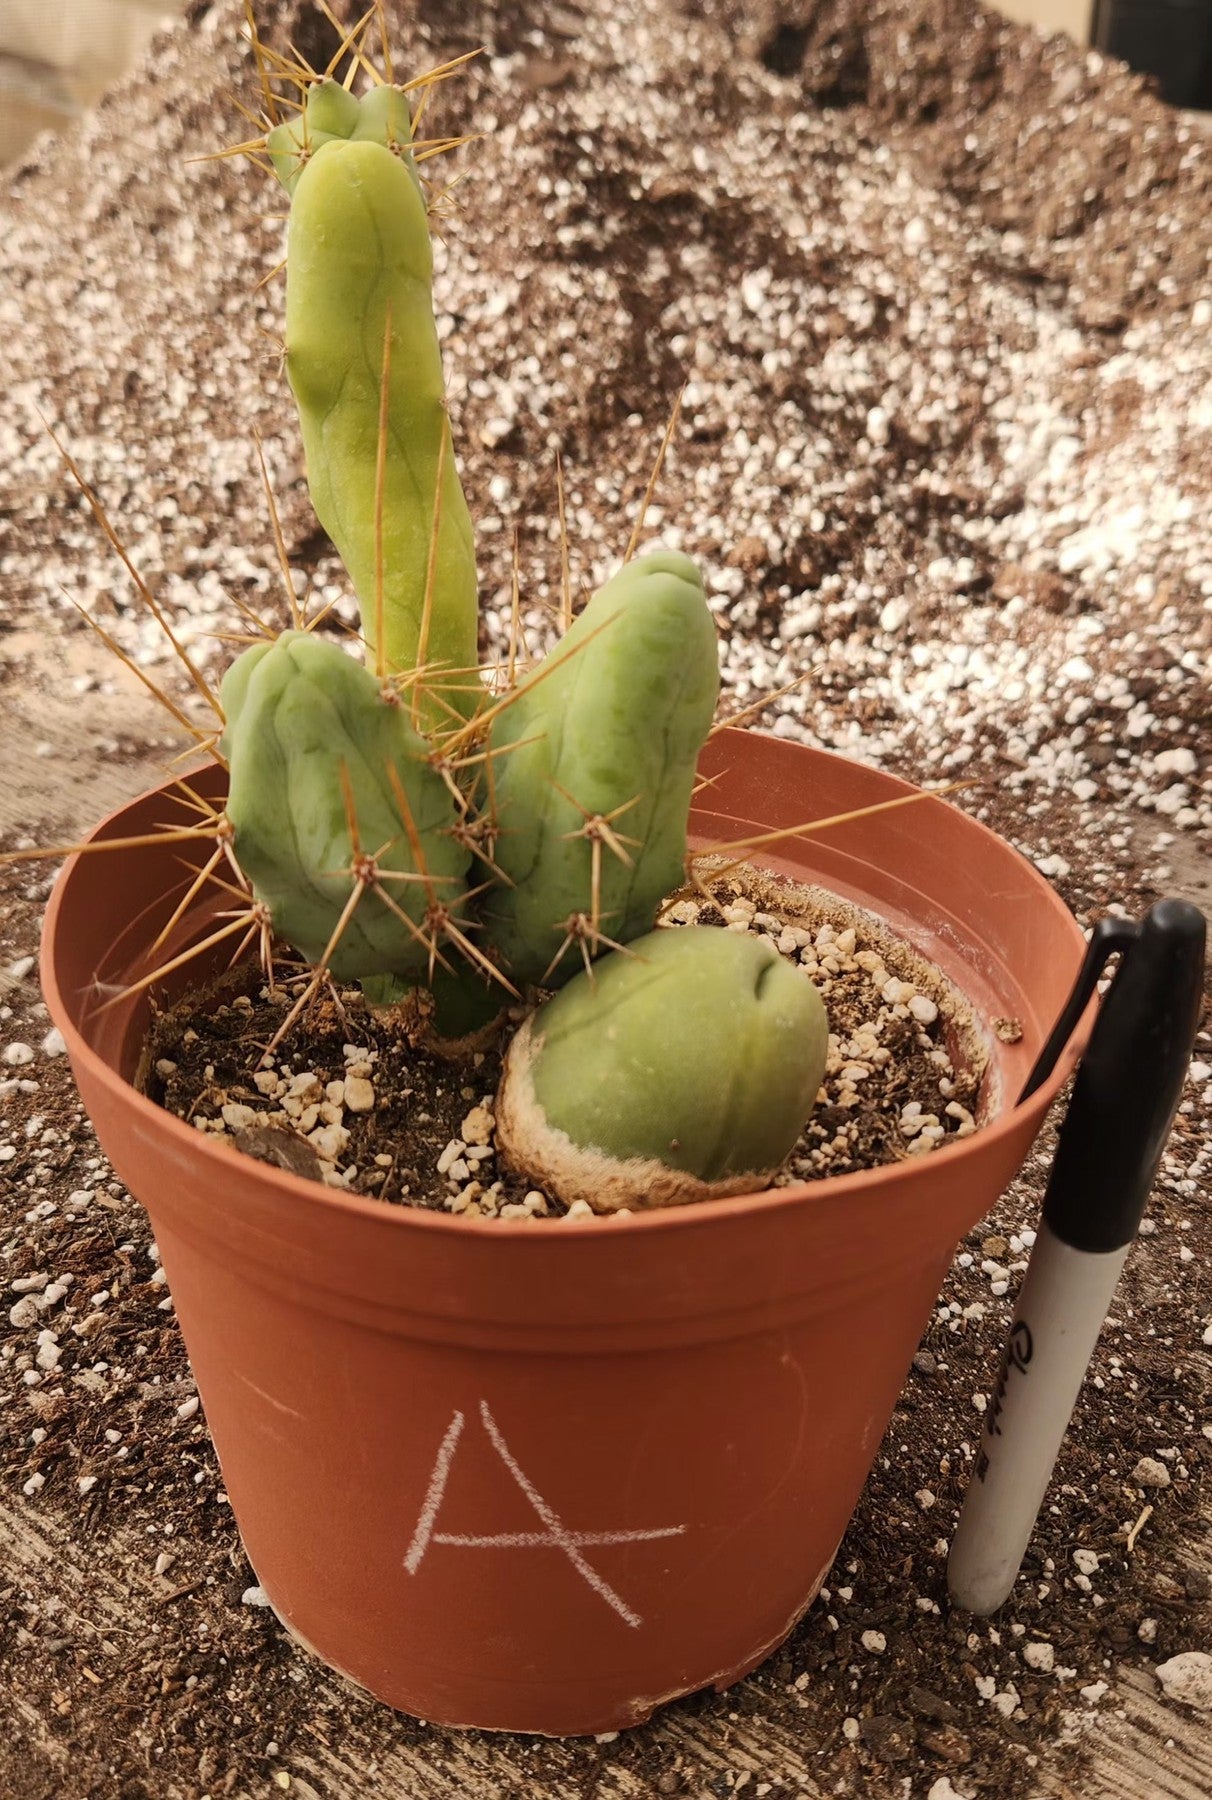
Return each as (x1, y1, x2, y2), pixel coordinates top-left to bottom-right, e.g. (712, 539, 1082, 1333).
(479, 550, 720, 987)
(220, 631, 470, 980)
(495, 927, 830, 1210)
(201, 32, 830, 1209)
(268, 80, 479, 728)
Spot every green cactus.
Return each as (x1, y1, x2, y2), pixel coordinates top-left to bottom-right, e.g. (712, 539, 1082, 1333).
(219, 631, 470, 980)
(495, 926, 830, 1210)
(196, 40, 831, 1208)
(478, 550, 720, 987)
(269, 80, 479, 728)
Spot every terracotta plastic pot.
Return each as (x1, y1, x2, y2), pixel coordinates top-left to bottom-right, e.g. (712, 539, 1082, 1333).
(42, 731, 1088, 1736)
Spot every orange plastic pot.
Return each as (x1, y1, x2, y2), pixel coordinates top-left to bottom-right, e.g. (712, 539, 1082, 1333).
(41, 731, 1087, 1736)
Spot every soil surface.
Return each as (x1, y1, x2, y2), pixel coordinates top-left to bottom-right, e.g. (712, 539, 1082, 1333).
(1, 2, 1210, 1798)
(144, 871, 985, 1215)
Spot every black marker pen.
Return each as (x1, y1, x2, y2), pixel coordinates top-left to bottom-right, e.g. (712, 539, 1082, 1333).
(948, 898, 1206, 1616)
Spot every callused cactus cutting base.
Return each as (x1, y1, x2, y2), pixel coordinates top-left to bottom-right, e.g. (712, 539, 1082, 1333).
(495, 1016, 787, 1212)
(495, 925, 831, 1212)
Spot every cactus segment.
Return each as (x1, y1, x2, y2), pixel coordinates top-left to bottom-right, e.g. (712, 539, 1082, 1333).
(265, 78, 359, 194)
(479, 551, 719, 987)
(219, 632, 470, 979)
(495, 926, 829, 1210)
(274, 81, 479, 725)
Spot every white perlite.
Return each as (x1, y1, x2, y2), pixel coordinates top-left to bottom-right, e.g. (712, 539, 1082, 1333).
(342, 1075, 375, 1114)
(1130, 1456, 1172, 1489)
(1155, 1653, 1212, 1711)
(926, 1779, 974, 1800)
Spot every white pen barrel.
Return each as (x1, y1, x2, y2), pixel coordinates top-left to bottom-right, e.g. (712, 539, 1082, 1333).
(947, 1220, 1130, 1615)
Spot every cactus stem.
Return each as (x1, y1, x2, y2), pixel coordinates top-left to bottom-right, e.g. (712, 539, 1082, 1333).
(251, 430, 302, 629)
(373, 305, 394, 679)
(624, 381, 686, 563)
(378, 761, 516, 995)
(382, 762, 444, 912)
(410, 416, 448, 726)
(328, 761, 455, 895)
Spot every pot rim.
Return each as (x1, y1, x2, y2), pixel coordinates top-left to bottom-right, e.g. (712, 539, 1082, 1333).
(40, 740, 1091, 1241)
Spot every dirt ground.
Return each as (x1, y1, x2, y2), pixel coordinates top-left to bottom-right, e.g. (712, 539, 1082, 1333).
(1, 2, 1210, 1797)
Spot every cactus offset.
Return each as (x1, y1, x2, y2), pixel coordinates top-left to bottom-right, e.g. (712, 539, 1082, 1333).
(479, 551, 720, 987)
(220, 632, 470, 980)
(269, 80, 478, 727)
(496, 927, 830, 1210)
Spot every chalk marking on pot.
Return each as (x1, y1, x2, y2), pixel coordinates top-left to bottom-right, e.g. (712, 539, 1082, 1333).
(432, 1529, 684, 1549)
(233, 1369, 304, 1421)
(403, 1408, 467, 1574)
(403, 1401, 686, 1627)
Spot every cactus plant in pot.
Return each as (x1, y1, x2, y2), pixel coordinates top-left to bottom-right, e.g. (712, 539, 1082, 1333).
(26, 15, 1092, 1737)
